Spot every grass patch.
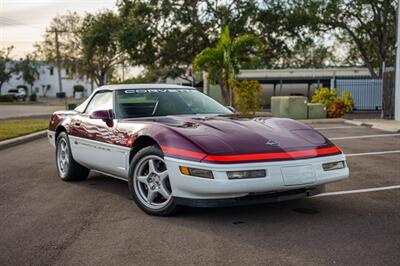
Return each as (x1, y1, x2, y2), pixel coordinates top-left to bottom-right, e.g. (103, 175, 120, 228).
(0, 119, 49, 141)
(0, 101, 41, 105)
(48, 100, 84, 107)
(48, 101, 67, 107)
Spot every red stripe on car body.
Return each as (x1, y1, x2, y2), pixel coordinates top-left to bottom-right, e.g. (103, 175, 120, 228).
(161, 145, 342, 163)
(203, 146, 341, 163)
(161, 146, 206, 160)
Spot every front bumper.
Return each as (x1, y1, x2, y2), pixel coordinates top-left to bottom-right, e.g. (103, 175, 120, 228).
(174, 186, 325, 207)
(164, 153, 349, 199)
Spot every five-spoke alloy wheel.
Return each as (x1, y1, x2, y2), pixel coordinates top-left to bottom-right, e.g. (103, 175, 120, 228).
(129, 146, 182, 216)
(56, 132, 89, 181)
(57, 138, 69, 175)
(134, 155, 172, 208)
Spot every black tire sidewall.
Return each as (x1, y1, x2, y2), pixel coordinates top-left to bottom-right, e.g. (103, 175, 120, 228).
(56, 132, 71, 180)
(128, 145, 180, 216)
(55, 132, 89, 181)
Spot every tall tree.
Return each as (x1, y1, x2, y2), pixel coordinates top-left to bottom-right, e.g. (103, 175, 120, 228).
(80, 11, 125, 86)
(34, 12, 83, 75)
(304, 0, 397, 77)
(0, 46, 18, 94)
(193, 26, 263, 106)
(118, 0, 266, 81)
(118, 0, 336, 78)
(35, 11, 125, 87)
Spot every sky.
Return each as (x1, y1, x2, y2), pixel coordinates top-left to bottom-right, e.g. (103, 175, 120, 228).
(0, 0, 117, 58)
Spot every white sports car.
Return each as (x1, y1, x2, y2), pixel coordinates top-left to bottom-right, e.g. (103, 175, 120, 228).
(48, 84, 349, 216)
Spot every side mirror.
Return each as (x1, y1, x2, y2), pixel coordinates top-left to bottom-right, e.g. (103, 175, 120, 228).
(226, 106, 237, 113)
(90, 110, 113, 127)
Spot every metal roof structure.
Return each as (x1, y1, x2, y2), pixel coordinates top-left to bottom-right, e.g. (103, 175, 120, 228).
(237, 67, 386, 84)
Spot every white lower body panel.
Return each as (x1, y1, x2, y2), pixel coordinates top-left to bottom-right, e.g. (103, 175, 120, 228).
(47, 131, 130, 179)
(47, 130, 56, 147)
(165, 154, 349, 199)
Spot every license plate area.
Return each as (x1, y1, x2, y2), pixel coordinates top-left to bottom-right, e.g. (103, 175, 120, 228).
(281, 165, 316, 186)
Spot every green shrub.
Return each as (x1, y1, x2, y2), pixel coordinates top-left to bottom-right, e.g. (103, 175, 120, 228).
(311, 88, 337, 107)
(29, 93, 37, 102)
(73, 84, 84, 92)
(232, 80, 264, 116)
(311, 88, 354, 118)
(341, 91, 354, 112)
(0, 95, 15, 102)
(73, 85, 85, 97)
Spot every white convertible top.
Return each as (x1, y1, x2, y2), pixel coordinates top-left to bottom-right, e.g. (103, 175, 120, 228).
(99, 84, 195, 91)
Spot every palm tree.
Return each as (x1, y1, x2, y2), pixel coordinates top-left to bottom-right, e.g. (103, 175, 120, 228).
(193, 26, 263, 106)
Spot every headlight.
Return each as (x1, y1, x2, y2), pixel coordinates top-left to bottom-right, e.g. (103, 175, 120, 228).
(179, 166, 214, 179)
(322, 161, 345, 171)
(227, 169, 266, 179)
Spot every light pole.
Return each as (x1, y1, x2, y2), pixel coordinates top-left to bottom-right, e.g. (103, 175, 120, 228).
(395, 1, 400, 121)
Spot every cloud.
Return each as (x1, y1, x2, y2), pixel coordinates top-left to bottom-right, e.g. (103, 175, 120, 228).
(0, 0, 116, 57)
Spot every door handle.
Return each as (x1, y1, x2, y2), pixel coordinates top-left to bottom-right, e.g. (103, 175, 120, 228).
(75, 121, 81, 126)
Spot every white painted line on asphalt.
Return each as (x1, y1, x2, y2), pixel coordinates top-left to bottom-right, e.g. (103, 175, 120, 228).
(314, 126, 358, 130)
(346, 150, 400, 157)
(313, 185, 400, 197)
(330, 133, 400, 140)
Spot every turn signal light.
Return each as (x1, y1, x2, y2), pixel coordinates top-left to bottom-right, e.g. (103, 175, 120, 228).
(227, 169, 266, 179)
(179, 166, 214, 179)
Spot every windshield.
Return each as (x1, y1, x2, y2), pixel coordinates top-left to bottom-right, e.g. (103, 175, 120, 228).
(115, 89, 232, 118)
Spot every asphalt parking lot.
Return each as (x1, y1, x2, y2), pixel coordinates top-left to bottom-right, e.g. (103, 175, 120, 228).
(1, 123, 400, 266)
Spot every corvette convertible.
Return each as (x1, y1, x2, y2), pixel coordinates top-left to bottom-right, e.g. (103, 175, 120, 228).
(48, 84, 349, 216)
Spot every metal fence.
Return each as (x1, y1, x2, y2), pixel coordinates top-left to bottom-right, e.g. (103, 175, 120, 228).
(335, 78, 383, 110)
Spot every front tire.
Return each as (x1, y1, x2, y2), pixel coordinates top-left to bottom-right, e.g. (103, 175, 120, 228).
(128, 145, 182, 216)
(56, 132, 89, 181)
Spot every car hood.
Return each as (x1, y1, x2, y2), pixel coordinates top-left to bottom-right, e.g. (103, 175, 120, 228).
(138, 115, 332, 155)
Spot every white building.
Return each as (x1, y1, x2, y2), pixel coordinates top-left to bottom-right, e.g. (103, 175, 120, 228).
(1, 63, 94, 97)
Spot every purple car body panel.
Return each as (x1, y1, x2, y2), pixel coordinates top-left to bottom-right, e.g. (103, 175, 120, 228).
(49, 110, 341, 164)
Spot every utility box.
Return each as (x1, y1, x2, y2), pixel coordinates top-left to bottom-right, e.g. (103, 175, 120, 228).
(271, 96, 284, 117)
(272, 96, 308, 119)
(67, 103, 77, 110)
(307, 103, 326, 119)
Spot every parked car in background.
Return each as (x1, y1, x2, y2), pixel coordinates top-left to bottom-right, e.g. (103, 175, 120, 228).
(47, 84, 349, 216)
(6, 88, 27, 101)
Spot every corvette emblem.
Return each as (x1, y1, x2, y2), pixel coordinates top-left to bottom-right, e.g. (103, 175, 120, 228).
(266, 140, 280, 147)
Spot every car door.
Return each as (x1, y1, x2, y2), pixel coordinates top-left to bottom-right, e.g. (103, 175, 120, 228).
(69, 90, 125, 175)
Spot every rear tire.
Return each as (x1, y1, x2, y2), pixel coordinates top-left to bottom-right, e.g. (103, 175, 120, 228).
(128, 145, 183, 216)
(56, 132, 89, 181)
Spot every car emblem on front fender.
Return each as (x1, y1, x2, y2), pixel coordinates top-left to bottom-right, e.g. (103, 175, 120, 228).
(266, 140, 280, 147)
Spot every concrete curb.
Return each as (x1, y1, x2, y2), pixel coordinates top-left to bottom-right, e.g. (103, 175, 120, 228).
(0, 114, 53, 120)
(344, 119, 400, 133)
(0, 130, 47, 151)
(300, 118, 345, 124)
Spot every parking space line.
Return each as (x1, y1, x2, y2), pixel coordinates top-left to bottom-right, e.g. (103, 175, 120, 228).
(346, 150, 400, 157)
(313, 185, 400, 197)
(314, 126, 358, 130)
(330, 133, 400, 140)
